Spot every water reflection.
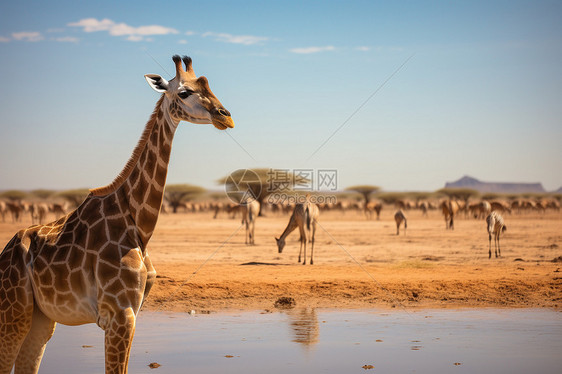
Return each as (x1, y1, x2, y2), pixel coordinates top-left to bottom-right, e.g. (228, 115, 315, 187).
(39, 309, 562, 374)
(283, 308, 319, 349)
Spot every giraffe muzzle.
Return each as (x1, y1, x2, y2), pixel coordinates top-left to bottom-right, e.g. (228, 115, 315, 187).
(211, 107, 234, 129)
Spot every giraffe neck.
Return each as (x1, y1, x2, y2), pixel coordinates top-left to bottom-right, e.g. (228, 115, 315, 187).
(90, 95, 180, 247)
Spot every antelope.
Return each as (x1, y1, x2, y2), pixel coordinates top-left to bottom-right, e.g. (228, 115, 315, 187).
(276, 202, 319, 265)
(394, 210, 407, 235)
(242, 199, 260, 245)
(486, 211, 507, 259)
(441, 200, 459, 230)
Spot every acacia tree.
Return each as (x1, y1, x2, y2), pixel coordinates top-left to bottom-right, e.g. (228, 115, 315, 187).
(217, 168, 309, 216)
(345, 185, 380, 207)
(164, 184, 206, 213)
(436, 188, 479, 204)
(0, 190, 29, 201)
(406, 191, 434, 202)
(31, 189, 57, 200)
(376, 192, 407, 205)
(57, 189, 91, 207)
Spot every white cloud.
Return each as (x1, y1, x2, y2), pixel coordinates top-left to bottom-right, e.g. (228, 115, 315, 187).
(134, 25, 177, 36)
(178, 40, 188, 44)
(126, 35, 143, 42)
(356, 46, 370, 52)
(68, 18, 115, 32)
(0, 36, 10, 43)
(68, 18, 178, 41)
(12, 32, 44, 42)
(290, 45, 335, 54)
(202, 32, 268, 45)
(54, 36, 79, 43)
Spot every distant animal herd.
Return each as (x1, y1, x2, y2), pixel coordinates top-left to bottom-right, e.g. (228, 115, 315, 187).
(2, 194, 559, 264)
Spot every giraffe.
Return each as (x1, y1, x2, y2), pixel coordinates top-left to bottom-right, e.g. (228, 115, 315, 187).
(276, 201, 319, 265)
(0, 55, 234, 374)
(241, 199, 260, 245)
(486, 211, 506, 259)
(394, 210, 407, 235)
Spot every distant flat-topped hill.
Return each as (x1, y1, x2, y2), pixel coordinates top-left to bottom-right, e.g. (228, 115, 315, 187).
(445, 175, 546, 194)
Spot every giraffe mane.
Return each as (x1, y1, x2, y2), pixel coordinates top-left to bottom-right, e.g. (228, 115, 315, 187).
(89, 95, 165, 196)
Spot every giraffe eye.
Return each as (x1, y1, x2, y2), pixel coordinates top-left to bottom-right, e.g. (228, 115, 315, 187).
(178, 89, 193, 99)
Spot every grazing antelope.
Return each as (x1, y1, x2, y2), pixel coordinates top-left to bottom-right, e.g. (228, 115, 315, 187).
(213, 202, 241, 219)
(486, 211, 506, 259)
(276, 202, 319, 265)
(394, 210, 407, 235)
(365, 200, 382, 220)
(490, 200, 511, 214)
(473, 201, 491, 219)
(242, 199, 260, 245)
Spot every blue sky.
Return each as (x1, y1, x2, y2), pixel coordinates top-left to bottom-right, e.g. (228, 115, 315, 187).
(1, 0, 561, 193)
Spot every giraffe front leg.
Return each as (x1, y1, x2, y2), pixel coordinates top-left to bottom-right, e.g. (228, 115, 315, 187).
(14, 304, 56, 374)
(104, 307, 136, 374)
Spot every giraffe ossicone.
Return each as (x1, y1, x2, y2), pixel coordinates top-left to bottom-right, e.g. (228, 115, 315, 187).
(0, 54, 234, 374)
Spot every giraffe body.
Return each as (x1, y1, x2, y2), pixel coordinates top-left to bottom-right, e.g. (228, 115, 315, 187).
(0, 55, 233, 374)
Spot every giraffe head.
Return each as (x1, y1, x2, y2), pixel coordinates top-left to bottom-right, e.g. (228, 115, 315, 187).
(145, 55, 234, 130)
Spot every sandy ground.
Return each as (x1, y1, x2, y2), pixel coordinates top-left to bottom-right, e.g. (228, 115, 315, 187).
(1, 207, 561, 312)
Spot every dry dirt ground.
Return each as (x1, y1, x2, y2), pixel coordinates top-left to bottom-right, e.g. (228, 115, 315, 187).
(1, 208, 561, 312)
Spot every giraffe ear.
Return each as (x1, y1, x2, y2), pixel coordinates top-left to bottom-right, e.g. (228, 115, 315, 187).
(145, 74, 169, 93)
